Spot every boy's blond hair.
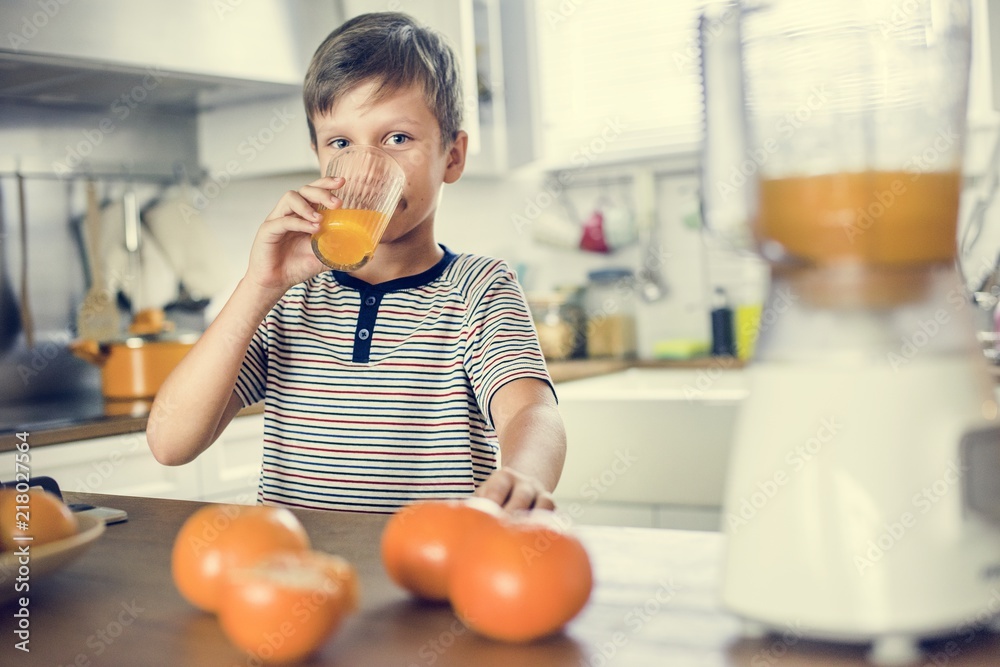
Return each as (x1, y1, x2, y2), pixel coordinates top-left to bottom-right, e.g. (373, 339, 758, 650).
(304, 12, 464, 149)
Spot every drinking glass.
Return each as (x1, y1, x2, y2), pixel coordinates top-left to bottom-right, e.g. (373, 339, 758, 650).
(312, 145, 405, 270)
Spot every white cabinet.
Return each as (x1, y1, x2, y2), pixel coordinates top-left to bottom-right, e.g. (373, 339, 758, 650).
(0, 432, 200, 500)
(348, 0, 540, 175)
(198, 95, 318, 181)
(0, 414, 264, 504)
(342, 0, 481, 153)
(198, 414, 266, 504)
(198, 0, 539, 178)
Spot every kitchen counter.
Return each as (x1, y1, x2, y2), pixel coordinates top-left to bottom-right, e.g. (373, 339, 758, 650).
(0, 390, 263, 453)
(5, 492, 998, 666)
(0, 358, 741, 452)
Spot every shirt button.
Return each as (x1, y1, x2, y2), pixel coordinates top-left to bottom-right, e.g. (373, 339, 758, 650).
(365, 296, 376, 306)
(358, 329, 370, 340)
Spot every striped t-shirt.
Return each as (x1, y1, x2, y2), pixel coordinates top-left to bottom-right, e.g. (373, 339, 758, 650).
(233, 247, 552, 513)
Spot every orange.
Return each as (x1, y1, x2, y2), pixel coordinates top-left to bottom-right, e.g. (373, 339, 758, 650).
(381, 499, 502, 601)
(313, 209, 383, 268)
(448, 510, 593, 643)
(218, 550, 359, 663)
(171, 504, 310, 612)
(0, 488, 78, 550)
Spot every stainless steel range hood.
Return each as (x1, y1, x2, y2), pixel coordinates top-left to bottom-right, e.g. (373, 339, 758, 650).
(0, 0, 343, 111)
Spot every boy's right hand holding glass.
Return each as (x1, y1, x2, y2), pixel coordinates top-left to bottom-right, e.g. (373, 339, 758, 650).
(245, 175, 345, 298)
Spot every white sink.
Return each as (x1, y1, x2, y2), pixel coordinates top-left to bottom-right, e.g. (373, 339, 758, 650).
(553, 367, 747, 519)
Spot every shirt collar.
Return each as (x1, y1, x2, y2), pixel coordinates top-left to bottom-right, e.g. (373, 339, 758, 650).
(330, 245, 457, 293)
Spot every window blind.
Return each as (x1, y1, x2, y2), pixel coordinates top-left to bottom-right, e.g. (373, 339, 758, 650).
(535, 0, 705, 164)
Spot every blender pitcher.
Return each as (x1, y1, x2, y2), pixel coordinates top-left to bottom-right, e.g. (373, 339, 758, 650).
(702, 0, 970, 269)
(701, 1, 1000, 662)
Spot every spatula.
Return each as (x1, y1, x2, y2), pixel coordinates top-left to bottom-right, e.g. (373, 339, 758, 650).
(77, 180, 119, 341)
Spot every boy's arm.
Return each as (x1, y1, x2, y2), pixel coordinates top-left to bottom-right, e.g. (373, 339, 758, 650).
(475, 378, 566, 511)
(147, 176, 344, 466)
(146, 279, 282, 466)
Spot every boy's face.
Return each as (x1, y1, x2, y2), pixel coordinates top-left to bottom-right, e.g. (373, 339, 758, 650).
(310, 80, 467, 245)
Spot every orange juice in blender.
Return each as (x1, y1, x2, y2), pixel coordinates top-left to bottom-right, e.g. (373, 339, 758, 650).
(756, 170, 961, 266)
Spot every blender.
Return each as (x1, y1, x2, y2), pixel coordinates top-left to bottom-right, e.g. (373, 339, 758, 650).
(700, 1, 1000, 662)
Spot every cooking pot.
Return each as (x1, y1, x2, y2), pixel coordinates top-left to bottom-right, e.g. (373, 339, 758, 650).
(70, 333, 197, 400)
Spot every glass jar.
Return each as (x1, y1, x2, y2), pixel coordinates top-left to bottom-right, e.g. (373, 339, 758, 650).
(528, 287, 586, 361)
(585, 268, 637, 359)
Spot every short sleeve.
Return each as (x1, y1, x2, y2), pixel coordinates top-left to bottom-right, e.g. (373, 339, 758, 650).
(233, 318, 268, 407)
(463, 265, 553, 427)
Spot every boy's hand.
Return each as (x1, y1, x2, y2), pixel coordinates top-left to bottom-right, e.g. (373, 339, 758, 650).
(475, 468, 556, 512)
(245, 176, 345, 297)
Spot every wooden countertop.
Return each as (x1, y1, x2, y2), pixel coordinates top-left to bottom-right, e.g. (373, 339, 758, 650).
(2, 493, 998, 666)
(0, 403, 264, 453)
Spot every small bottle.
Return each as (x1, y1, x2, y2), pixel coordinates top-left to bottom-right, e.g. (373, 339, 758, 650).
(710, 287, 736, 357)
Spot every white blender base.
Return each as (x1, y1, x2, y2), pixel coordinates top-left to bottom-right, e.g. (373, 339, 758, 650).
(722, 354, 1000, 648)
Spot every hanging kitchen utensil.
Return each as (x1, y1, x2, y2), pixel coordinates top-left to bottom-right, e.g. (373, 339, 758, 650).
(16, 171, 33, 348)
(142, 182, 229, 302)
(123, 186, 142, 316)
(76, 179, 120, 341)
(0, 180, 21, 352)
(633, 168, 666, 302)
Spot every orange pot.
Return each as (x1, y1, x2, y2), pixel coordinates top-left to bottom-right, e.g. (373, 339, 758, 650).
(70, 334, 197, 400)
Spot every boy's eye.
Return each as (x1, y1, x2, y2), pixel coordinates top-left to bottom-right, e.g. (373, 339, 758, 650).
(329, 138, 350, 149)
(386, 133, 410, 146)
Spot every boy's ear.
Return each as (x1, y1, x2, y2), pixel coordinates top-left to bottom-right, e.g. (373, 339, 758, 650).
(443, 130, 468, 184)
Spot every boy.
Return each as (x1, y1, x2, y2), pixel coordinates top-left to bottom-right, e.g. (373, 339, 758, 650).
(147, 13, 566, 513)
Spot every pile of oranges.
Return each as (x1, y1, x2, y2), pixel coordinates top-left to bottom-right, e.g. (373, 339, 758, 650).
(171, 505, 358, 664)
(381, 498, 593, 643)
(172, 498, 593, 663)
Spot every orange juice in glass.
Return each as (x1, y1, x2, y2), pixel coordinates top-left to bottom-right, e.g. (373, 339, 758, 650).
(312, 145, 405, 271)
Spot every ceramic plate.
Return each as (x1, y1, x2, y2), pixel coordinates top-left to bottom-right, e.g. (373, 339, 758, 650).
(0, 513, 105, 602)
